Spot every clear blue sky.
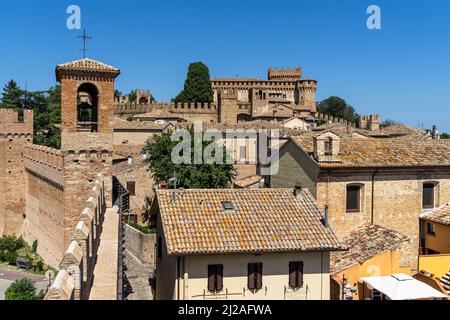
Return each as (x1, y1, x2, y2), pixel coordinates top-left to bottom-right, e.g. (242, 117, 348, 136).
(1, 0, 449, 132)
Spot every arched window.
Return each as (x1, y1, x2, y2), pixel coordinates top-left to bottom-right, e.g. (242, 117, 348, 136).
(139, 97, 148, 105)
(237, 114, 251, 123)
(77, 83, 99, 132)
(422, 182, 438, 209)
(346, 184, 362, 213)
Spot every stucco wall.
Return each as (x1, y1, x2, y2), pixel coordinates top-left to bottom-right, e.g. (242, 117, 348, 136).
(158, 250, 331, 300)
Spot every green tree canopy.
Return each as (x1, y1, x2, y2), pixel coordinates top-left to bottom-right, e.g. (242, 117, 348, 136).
(317, 96, 359, 124)
(441, 132, 450, 139)
(5, 279, 43, 300)
(143, 126, 235, 189)
(173, 62, 213, 103)
(1, 80, 23, 109)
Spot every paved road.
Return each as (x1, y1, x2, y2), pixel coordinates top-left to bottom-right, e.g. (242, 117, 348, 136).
(0, 267, 49, 300)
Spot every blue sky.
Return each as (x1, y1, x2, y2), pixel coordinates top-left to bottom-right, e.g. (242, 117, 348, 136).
(0, 0, 449, 132)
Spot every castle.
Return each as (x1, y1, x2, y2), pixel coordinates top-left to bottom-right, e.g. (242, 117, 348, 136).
(114, 67, 319, 125)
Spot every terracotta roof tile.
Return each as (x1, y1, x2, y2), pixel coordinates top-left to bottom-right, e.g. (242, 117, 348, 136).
(156, 188, 343, 255)
(421, 203, 450, 226)
(234, 175, 263, 188)
(292, 132, 450, 168)
(56, 58, 120, 73)
(330, 224, 409, 274)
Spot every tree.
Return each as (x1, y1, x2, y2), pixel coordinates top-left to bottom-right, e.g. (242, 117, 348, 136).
(173, 62, 213, 103)
(143, 126, 235, 189)
(128, 90, 137, 103)
(317, 96, 359, 124)
(441, 132, 450, 139)
(1, 80, 23, 109)
(381, 119, 399, 128)
(32, 86, 61, 149)
(5, 279, 43, 300)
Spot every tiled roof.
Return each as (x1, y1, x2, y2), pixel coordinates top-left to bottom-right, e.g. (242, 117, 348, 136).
(375, 124, 430, 140)
(421, 203, 450, 226)
(130, 109, 187, 121)
(233, 175, 263, 188)
(330, 224, 409, 274)
(56, 58, 120, 74)
(156, 188, 343, 255)
(292, 132, 450, 168)
(313, 122, 371, 137)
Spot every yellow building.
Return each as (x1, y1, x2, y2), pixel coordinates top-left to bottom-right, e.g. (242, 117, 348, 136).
(419, 203, 450, 294)
(152, 188, 344, 300)
(330, 224, 410, 300)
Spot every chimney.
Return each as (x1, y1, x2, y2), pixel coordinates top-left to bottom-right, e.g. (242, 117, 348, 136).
(431, 125, 437, 139)
(293, 183, 303, 197)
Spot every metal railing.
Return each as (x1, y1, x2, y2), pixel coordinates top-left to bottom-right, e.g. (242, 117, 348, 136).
(112, 176, 129, 300)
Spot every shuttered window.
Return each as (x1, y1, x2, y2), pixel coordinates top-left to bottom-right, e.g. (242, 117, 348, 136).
(126, 181, 136, 196)
(207, 265, 223, 292)
(248, 263, 263, 290)
(289, 261, 304, 288)
(346, 185, 361, 212)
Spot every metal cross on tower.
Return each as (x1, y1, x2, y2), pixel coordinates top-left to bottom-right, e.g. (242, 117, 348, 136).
(78, 29, 92, 59)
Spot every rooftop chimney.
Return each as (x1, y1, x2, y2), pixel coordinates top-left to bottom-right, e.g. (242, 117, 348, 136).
(293, 183, 303, 197)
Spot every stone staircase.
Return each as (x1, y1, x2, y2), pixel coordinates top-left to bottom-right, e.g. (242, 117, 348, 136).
(439, 271, 450, 295)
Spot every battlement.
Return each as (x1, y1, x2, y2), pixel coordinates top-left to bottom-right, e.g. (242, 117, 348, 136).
(45, 174, 108, 300)
(0, 109, 33, 136)
(359, 114, 381, 131)
(297, 79, 318, 90)
(24, 144, 64, 188)
(171, 102, 217, 113)
(268, 67, 302, 81)
(114, 103, 152, 114)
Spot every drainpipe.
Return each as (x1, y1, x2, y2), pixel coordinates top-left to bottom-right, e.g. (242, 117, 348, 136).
(177, 256, 181, 300)
(371, 170, 378, 225)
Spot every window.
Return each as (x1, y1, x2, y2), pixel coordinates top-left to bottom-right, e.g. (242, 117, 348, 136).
(240, 146, 247, 160)
(126, 181, 136, 196)
(289, 261, 304, 288)
(324, 138, 333, 156)
(208, 265, 223, 292)
(248, 263, 263, 290)
(157, 237, 162, 259)
(427, 222, 436, 235)
(346, 185, 361, 212)
(422, 183, 435, 209)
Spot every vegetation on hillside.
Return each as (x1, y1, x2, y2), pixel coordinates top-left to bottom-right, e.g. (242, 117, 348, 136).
(173, 62, 214, 103)
(0, 235, 48, 273)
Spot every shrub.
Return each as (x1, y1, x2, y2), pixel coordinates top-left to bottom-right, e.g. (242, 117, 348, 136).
(31, 240, 38, 253)
(5, 279, 41, 300)
(0, 235, 27, 253)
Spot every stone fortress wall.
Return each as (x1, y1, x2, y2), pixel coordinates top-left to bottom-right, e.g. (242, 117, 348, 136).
(45, 175, 107, 300)
(0, 109, 33, 236)
(22, 144, 65, 267)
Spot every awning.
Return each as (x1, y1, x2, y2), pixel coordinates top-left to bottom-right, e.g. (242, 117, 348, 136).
(361, 273, 448, 300)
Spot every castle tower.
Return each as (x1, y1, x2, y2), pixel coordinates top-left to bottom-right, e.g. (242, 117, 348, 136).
(218, 89, 239, 124)
(136, 89, 152, 105)
(268, 67, 302, 81)
(359, 114, 380, 131)
(296, 79, 317, 112)
(0, 109, 33, 236)
(56, 58, 120, 247)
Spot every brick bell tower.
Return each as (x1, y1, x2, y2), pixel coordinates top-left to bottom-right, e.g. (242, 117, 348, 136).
(56, 58, 120, 247)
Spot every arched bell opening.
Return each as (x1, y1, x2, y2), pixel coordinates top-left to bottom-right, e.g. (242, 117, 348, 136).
(77, 83, 99, 132)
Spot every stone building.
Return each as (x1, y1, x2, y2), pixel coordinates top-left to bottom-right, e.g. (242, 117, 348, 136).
(271, 130, 450, 272)
(0, 108, 33, 236)
(153, 188, 343, 300)
(113, 67, 322, 125)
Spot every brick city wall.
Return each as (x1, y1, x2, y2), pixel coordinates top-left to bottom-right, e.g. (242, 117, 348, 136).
(45, 175, 107, 300)
(22, 144, 65, 267)
(0, 109, 33, 236)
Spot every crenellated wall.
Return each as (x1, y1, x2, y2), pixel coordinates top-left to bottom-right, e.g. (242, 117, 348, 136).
(0, 109, 34, 236)
(23, 144, 64, 187)
(45, 174, 107, 300)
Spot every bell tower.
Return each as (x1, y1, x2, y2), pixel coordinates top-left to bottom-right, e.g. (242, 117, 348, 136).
(56, 58, 120, 247)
